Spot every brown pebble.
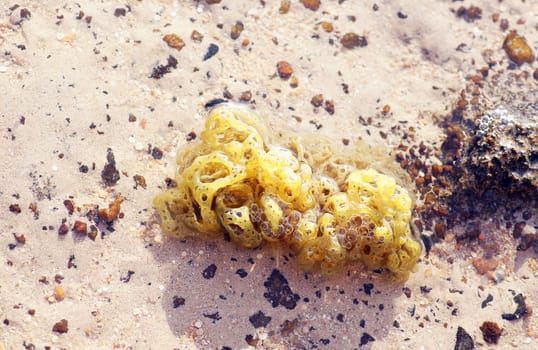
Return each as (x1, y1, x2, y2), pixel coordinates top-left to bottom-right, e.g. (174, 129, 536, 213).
(431, 163, 443, 176)
(230, 21, 244, 40)
(28, 309, 35, 316)
(324, 100, 335, 115)
(98, 193, 124, 223)
(480, 321, 503, 344)
(382, 104, 391, 114)
(73, 221, 87, 235)
(455, 6, 482, 22)
(300, 0, 320, 11)
(340, 32, 368, 49)
(128, 113, 137, 122)
(311, 94, 324, 107)
(9, 204, 21, 214)
(289, 76, 299, 88)
(63, 199, 74, 215)
(472, 257, 499, 275)
(191, 30, 203, 43)
(13, 233, 26, 244)
(205, 0, 221, 4)
(52, 319, 69, 333)
(54, 286, 65, 301)
(133, 175, 147, 189)
(279, 0, 291, 14)
(186, 131, 197, 142)
(321, 21, 333, 32)
(276, 61, 293, 79)
(239, 90, 252, 102)
(88, 225, 98, 241)
(503, 31, 535, 65)
(58, 223, 69, 236)
(163, 34, 185, 51)
(434, 222, 446, 236)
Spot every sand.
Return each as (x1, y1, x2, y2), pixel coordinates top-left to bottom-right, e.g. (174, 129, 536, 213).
(1, 1, 537, 349)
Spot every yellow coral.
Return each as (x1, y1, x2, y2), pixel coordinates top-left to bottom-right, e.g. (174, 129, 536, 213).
(153, 104, 422, 278)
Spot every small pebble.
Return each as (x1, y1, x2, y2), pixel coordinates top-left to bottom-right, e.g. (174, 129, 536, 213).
(503, 31, 535, 65)
(276, 61, 293, 79)
(52, 319, 68, 333)
(230, 21, 244, 40)
(163, 34, 185, 51)
(54, 286, 65, 301)
(300, 0, 320, 11)
(340, 32, 368, 49)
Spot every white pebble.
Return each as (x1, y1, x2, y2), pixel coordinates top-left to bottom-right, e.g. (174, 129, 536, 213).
(0, 66, 8, 73)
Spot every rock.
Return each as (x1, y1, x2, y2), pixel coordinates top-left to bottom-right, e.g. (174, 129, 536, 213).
(503, 31, 535, 66)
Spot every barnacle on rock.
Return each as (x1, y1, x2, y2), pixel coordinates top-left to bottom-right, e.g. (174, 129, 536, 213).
(153, 104, 422, 278)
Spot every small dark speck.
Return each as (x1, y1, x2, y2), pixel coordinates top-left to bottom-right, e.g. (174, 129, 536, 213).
(359, 333, 375, 347)
(203, 43, 219, 61)
(186, 131, 197, 141)
(420, 285, 432, 294)
(202, 264, 217, 279)
(120, 270, 135, 283)
(481, 294, 493, 308)
(363, 283, 374, 296)
(249, 310, 272, 328)
(172, 296, 185, 308)
(203, 311, 222, 323)
(336, 313, 344, 322)
(236, 268, 248, 278)
(407, 304, 416, 317)
(79, 165, 89, 173)
(319, 338, 330, 345)
(204, 98, 228, 109)
(114, 8, 126, 17)
(397, 11, 408, 19)
(151, 147, 163, 160)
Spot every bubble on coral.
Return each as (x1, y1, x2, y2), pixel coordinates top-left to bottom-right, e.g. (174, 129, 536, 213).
(153, 104, 422, 278)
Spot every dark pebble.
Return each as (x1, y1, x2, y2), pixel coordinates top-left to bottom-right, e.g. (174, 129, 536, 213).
(480, 321, 503, 344)
(249, 310, 272, 328)
(151, 147, 163, 160)
(202, 264, 217, 279)
(454, 326, 474, 350)
(502, 293, 528, 320)
(359, 332, 375, 347)
(172, 296, 185, 308)
(263, 269, 300, 310)
(236, 268, 248, 278)
(101, 148, 120, 186)
(203, 43, 219, 61)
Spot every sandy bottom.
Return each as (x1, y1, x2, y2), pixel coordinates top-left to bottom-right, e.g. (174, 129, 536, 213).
(1, 1, 537, 349)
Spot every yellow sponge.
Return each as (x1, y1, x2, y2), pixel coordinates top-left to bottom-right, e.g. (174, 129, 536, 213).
(153, 104, 422, 278)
